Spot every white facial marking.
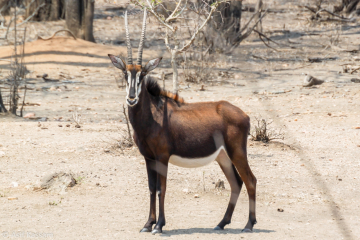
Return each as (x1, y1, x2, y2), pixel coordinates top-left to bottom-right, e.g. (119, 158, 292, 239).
(127, 71, 131, 84)
(169, 146, 228, 168)
(137, 82, 142, 95)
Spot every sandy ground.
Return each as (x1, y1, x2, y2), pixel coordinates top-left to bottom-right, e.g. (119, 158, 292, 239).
(1, 1, 360, 239)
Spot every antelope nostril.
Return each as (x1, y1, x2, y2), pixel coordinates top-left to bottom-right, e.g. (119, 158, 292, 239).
(127, 98, 138, 106)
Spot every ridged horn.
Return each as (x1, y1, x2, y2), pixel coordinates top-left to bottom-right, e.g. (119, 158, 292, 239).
(124, 10, 133, 65)
(137, 9, 147, 66)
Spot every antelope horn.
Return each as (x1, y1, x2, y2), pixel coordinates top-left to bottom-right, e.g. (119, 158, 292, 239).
(124, 10, 133, 65)
(137, 9, 147, 66)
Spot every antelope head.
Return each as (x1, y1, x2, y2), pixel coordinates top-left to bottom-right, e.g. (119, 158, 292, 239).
(108, 10, 162, 107)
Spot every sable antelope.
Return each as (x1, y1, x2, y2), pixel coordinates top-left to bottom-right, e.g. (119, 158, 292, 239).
(108, 10, 257, 234)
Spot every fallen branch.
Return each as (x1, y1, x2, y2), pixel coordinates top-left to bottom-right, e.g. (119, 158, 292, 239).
(351, 67, 360, 74)
(38, 29, 77, 40)
(316, 8, 349, 20)
(122, 104, 133, 143)
(254, 29, 296, 49)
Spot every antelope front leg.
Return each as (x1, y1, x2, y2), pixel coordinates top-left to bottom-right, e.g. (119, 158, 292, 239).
(151, 159, 169, 234)
(140, 158, 157, 232)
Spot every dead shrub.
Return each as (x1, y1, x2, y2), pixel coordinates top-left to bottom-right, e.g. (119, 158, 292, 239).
(183, 57, 215, 84)
(250, 117, 284, 143)
(112, 104, 134, 152)
(115, 126, 134, 150)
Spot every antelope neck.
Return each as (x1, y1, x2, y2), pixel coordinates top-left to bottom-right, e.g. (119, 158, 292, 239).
(128, 82, 154, 135)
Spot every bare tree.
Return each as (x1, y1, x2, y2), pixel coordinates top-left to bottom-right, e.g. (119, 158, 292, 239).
(66, 0, 95, 42)
(0, 1, 28, 115)
(24, 0, 65, 21)
(131, 0, 226, 93)
(200, 0, 266, 53)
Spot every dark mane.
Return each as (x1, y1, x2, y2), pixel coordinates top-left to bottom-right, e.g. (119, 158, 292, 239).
(145, 77, 185, 104)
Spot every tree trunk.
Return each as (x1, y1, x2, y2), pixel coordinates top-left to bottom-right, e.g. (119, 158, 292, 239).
(82, 0, 95, 42)
(201, 0, 242, 53)
(24, 0, 64, 21)
(66, 0, 81, 37)
(49, 0, 60, 20)
(0, 89, 7, 113)
(65, 0, 95, 42)
(171, 49, 179, 93)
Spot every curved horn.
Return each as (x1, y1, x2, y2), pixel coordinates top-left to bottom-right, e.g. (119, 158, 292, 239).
(137, 9, 147, 66)
(124, 10, 133, 65)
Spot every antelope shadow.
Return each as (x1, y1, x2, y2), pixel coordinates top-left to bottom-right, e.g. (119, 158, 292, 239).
(159, 228, 276, 236)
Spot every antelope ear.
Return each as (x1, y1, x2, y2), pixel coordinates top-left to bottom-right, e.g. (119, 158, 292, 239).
(108, 54, 127, 71)
(143, 57, 162, 74)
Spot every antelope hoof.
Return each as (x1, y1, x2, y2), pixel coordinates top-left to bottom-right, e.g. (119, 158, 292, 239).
(242, 228, 253, 233)
(151, 229, 162, 235)
(140, 227, 151, 233)
(213, 226, 224, 231)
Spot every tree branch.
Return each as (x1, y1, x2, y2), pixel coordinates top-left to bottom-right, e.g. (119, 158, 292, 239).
(166, 0, 183, 22)
(132, 0, 176, 32)
(1, 0, 45, 40)
(235, 9, 268, 44)
(178, 2, 223, 53)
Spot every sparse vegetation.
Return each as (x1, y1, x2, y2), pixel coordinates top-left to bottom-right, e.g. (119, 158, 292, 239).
(250, 117, 284, 143)
(0, 4, 28, 116)
(72, 107, 82, 128)
(75, 176, 84, 184)
(49, 199, 62, 206)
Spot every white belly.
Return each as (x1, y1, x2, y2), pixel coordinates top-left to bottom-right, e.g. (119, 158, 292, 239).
(169, 146, 226, 168)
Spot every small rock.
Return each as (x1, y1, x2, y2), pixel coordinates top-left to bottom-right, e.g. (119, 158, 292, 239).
(354, 127, 360, 129)
(24, 113, 35, 118)
(303, 74, 324, 87)
(104, 149, 110, 153)
(0, 151, 5, 157)
(351, 78, 360, 83)
(182, 188, 189, 193)
(66, 124, 70, 127)
(107, 16, 112, 20)
(8, 197, 18, 200)
(11, 182, 18, 188)
(277, 208, 284, 212)
(58, 124, 63, 127)
(194, 194, 199, 198)
(49, 86, 56, 91)
(40, 172, 77, 194)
